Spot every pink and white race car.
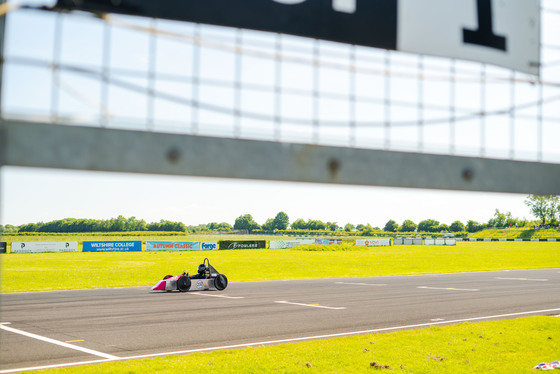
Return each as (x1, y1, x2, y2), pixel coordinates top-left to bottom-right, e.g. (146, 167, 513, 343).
(152, 258, 228, 292)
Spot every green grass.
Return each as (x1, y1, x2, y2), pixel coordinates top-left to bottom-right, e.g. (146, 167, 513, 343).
(467, 228, 560, 239)
(3, 239, 559, 373)
(1, 242, 559, 293)
(33, 316, 559, 373)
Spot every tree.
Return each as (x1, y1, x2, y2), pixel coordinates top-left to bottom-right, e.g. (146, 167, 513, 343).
(272, 211, 290, 230)
(291, 218, 306, 230)
(307, 219, 326, 230)
(466, 220, 485, 233)
(399, 219, 417, 232)
(418, 219, 440, 233)
(344, 223, 355, 232)
(524, 195, 559, 226)
(488, 209, 507, 228)
(233, 214, 261, 232)
(383, 219, 398, 232)
(261, 218, 275, 232)
(326, 222, 339, 231)
(449, 220, 465, 232)
(207, 222, 232, 232)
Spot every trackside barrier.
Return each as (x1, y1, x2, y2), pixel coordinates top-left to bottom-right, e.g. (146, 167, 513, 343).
(82, 241, 141, 252)
(201, 241, 218, 250)
(145, 241, 218, 251)
(315, 239, 342, 245)
(146, 241, 200, 251)
(3, 237, 557, 254)
(270, 239, 315, 249)
(219, 240, 266, 249)
(11, 241, 78, 253)
(395, 238, 456, 246)
(355, 238, 391, 247)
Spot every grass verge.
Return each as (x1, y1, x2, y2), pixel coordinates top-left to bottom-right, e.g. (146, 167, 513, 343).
(2, 242, 559, 292)
(33, 316, 559, 373)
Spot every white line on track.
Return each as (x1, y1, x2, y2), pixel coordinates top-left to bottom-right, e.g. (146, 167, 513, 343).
(190, 292, 245, 299)
(0, 324, 118, 360)
(275, 301, 346, 310)
(3, 308, 560, 374)
(495, 277, 548, 281)
(417, 286, 480, 292)
(335, 282, 387, 286)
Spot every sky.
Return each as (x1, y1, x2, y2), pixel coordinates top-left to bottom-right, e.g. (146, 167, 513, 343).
(1, 0, 558, 229)
(0, 166, 533, 228)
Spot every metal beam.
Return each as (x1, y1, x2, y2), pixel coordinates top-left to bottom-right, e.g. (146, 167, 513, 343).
(1, 120, 559, 194)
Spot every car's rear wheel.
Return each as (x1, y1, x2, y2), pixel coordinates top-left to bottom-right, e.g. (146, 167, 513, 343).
(177, 276, 191, 292)
(215, 274, 228, 291)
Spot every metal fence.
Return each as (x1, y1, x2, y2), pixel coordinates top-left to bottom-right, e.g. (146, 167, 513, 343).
(1, 1, 559, 193)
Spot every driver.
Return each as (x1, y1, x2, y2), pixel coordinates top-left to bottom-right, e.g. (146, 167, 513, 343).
(189, 264, 208, 279)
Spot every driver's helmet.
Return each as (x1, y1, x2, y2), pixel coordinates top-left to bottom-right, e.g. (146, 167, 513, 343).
(197, 264, 207, 275)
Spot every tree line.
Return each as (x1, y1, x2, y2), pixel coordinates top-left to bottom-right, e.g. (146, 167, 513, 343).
(1, 195, 558, 234)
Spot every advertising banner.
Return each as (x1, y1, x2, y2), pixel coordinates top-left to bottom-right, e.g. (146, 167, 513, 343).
(0, 242, 7, 253)
(355, 238, 392, 247)
(55, 0, 540, 75)
(269, 239, 315, 249)
(11, 241, 79, 253)
(219, 240, 266, 250)
(200, 241, 218, 251)
(82, 241, 142, 252)
(146, 241, 200, 251)
(315, 239, 342, 245)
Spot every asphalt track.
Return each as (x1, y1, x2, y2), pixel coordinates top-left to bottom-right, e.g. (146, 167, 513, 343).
(2, 269, 560, 373)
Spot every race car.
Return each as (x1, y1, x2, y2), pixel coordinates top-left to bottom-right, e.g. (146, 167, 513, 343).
(152, 258, 228, 292)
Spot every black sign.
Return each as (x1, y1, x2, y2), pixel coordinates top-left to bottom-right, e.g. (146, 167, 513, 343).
(55, 0, 397, 50)
(219, 240, 266, 250)
(0, 242, 6, 253)
(53, 0, 539, 76)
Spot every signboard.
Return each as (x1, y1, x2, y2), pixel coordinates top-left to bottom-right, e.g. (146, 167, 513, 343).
(11, 242, 78, 253)
(315, 239, 342, 245)
(355, 238, 391, 247)
(219, 240, 266, 250)
(82, 241, 142, 252)
(270, 239, 315, 249)
(200, 241, 218, 251)
(146, 241, 200, 251)
(0, 242, 7, 253)
(55, 0, 540, 75)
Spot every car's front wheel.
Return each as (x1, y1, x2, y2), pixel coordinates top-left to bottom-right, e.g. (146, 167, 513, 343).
(177, 276, 191, 292)
(214, 274, 228, 291)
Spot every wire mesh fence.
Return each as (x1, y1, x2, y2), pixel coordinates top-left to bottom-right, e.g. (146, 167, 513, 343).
(1, 0, 559, 192)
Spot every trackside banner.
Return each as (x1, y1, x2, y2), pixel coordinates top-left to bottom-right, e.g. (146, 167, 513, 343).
(270, 239, 315, 249)
(201, 241, 218, 251)
(315, 239, 342, 245)
(146, 241, 200, 251)
(54, 0, 540, 75)
(355, 238, 391, 247)
(11, 242, 78, 253)
(83, 241, 142, 252)
(219, 240, 266, 250)
(0, 242, 7, 253)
